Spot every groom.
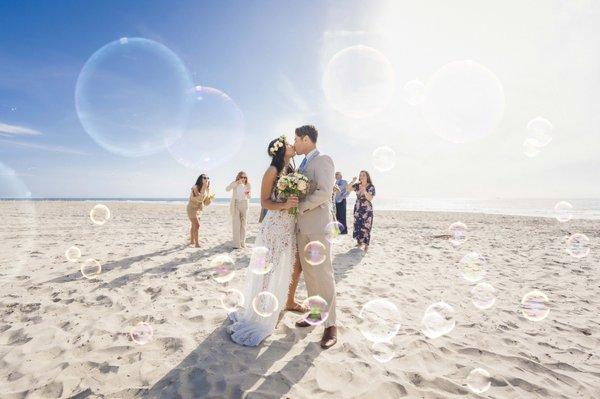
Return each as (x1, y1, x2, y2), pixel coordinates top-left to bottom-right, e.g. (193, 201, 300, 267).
(293, 125, 338, 349)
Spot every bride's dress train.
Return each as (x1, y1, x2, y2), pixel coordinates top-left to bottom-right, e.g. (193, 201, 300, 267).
(227, 209, 296, 346)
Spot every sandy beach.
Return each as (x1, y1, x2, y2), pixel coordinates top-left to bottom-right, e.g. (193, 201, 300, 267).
(0, 200, 599, 398)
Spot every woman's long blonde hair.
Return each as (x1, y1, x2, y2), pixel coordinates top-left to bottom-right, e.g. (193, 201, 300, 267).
(235, 171, 249, 185)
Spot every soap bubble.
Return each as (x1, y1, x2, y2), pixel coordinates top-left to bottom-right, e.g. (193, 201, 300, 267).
(323, 45, 396, 118)
(130, 322, 154, 345)
(301, 295, 329, 326)
(359, 298, 401, 343)
(75, 37, 192, 157)
(167, 86, 245, 171)
(372, 341, 395, 363)
(324, 221, 345, 243)
(458, 252, 487, 283)
(372, 146, 396, 172)
(304, 241, 327, 266)
(422, 60, 505, 143)
(448, 222, 467, 247)
(252, 291, 279, 317)
(404, 79, 426, 106)
(554, 201, 573, 223)
(65, 246, 82, 262)
(0, 162, 37, 277)
(90, 204, 111, 225)
(248, 246, 273, 275)
(211, 254, 236, 283)
(466, 368, 491, 394)
(220, 288, 245, 313)
(422, 302, 455, 338)
(566, 233, 589, 259)
(520, 290, 550, 321)
(523, 138, 541, 158)
(81, 258, 102, 279)
(470, 282, 496, 310)
(526, 116, 553, 147)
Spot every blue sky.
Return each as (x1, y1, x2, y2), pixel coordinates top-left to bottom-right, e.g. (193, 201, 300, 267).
(1, 0, 599, 199)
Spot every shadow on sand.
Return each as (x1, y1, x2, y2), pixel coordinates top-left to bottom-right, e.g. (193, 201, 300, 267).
(133, 247, 366, 398)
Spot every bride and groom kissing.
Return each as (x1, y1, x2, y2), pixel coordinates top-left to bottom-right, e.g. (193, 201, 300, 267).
(227, 125, 338, 349)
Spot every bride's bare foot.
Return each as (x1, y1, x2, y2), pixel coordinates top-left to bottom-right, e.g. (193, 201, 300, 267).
(194, 243, 200, 248)
(285, 302, 309, 313)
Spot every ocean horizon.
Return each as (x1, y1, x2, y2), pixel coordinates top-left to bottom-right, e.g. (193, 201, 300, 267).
(2, 197, 599, 220)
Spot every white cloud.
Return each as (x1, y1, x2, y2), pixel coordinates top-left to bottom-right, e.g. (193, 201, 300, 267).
(0, 122, 43, 137)
(0, 139, 89, 155)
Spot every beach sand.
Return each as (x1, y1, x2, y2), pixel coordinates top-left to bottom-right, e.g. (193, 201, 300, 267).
(0, 201, 599, 398)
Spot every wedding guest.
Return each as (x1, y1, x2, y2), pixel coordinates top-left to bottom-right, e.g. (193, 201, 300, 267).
(334, 171, 349, 234)
(226, 171, 251, 248)
(348, 170, 376, 252)
(187, 174, 214, 247)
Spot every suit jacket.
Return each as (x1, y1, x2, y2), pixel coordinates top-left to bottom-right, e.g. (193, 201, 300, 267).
(297, 152, 335, 235)
(225, 181, 251, 216)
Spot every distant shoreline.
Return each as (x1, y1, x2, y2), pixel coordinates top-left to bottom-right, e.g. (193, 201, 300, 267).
(1, 197, 599, 220)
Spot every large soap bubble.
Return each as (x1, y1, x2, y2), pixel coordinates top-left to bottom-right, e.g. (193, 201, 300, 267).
(166, 86, 245, 171)
(0, 162, 36, 278)
(322, 45, 396, 118)
(422, 60, 505, 143)
(75, 37, 193, 157)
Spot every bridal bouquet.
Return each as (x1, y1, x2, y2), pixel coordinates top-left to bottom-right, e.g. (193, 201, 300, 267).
(276, 172, 309, 215)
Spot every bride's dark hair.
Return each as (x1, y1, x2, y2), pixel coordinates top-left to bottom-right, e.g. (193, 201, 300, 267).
(268, 138, 294, 174)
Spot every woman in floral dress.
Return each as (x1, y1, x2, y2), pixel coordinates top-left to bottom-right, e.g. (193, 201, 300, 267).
(348, 170, 375, 252)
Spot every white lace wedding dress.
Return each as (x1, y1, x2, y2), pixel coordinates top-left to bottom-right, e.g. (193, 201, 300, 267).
(227, 190, 296, 346)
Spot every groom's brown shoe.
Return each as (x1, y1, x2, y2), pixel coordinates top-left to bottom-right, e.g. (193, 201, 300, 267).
(295, 319, 312, 328)
(320, 326, 337, 349)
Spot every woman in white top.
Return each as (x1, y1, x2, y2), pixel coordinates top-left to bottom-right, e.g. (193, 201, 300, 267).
(226, 171, 251, 248)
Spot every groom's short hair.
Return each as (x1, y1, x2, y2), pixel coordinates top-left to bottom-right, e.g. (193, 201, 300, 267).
(295, 125, 318, 143)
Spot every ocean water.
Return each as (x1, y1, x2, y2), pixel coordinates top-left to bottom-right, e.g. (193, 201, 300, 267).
(3, 197, 599, 220)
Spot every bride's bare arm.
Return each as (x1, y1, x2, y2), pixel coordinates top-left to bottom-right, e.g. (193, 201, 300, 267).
(261, 166, 298, 211)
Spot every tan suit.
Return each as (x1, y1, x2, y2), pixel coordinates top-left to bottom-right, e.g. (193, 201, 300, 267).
(297, 151, 337, 328)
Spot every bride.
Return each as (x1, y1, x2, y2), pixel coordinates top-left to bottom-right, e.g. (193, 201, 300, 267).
(227, 135, 303, 346)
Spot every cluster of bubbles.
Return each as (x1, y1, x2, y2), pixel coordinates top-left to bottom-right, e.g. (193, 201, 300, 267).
(323, 46, 506, 145)
(75, 37, 245, 170)
(63, 204, 110, 279)
(523, 117, 554, 158)
(130, 322, 154, 345)
(358, 299, 401, 363)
